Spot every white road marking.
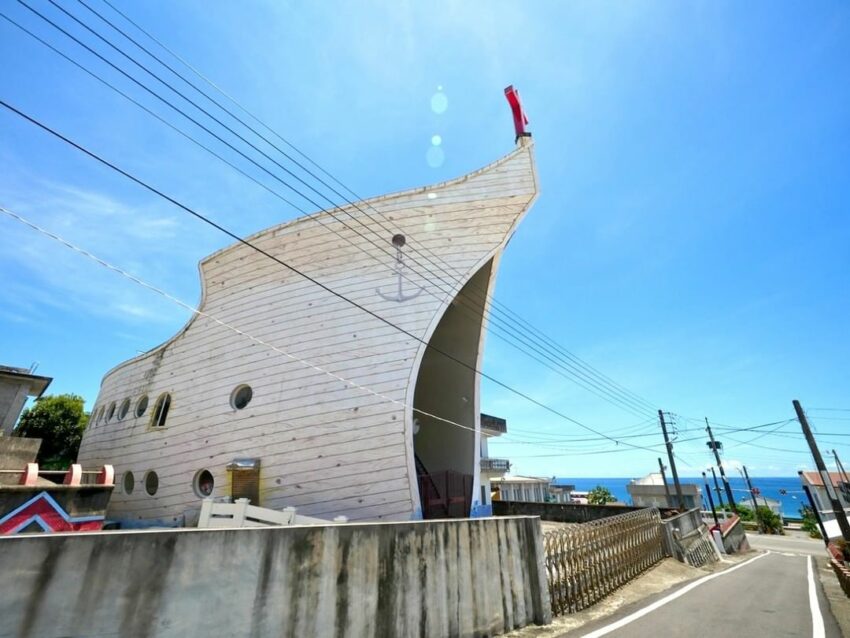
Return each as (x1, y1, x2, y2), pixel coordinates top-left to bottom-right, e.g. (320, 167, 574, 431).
(807, 555, 826, 638)
(579, 552, 771, 638)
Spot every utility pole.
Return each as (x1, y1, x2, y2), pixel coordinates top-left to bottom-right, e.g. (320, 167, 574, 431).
(799, 472, 830, 548)
(659, 410, 685, 509)
(702, 471, 719, 526)
(833, 449, 850, 506)
(741, 465, 762, 533)
(706, 418, 737, 513)
(793, 399, 850, 542)
(710, 466, 726, 509)
(658, 457, 672, 508)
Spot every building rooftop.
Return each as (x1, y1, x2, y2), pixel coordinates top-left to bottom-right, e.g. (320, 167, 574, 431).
(628, 473, 701, 494)
(630, 473, 666, 486)
(491, 475, 550, 484)
(0, 366, 52, 398)
(480, 413, 507, 436)
(800, 471, 848, 488)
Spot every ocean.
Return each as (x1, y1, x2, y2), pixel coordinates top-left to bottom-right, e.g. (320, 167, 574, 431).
(556, 476, 807, 518)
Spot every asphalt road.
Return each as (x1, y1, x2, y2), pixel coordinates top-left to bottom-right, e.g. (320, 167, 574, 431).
(571, 552, 842, 637)
(747, 531, 829, 557)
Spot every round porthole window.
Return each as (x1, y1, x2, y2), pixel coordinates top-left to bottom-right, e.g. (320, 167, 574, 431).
(106, 401, 116, 422)
(230, 385, 253, 410)
(144, 471, 159, 496)
(135, 395, 149, 418)
(117, 398, 131, 421)
(193, 469, 215, 497)
(123, 471, 135, 494)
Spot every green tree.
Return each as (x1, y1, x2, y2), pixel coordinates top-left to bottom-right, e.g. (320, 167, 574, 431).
(14, 394, 89, 469)
(588, 485, 616, 505)
(800, 506, 822, 539)
(717, 502, 783, 534)
(755, 505, 783, 534)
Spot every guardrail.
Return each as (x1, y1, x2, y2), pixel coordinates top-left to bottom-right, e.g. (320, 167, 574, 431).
(0, 464, 113, 486)
(544, 508, 664, 615)
(197, 498, 347, 528)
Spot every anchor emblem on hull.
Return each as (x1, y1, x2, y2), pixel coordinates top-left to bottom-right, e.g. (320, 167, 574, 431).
(377, 234, 423, 302)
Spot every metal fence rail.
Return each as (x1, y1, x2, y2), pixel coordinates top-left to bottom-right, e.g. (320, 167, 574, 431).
(544, 508, 664, 615)
(679, 533, 718, 568)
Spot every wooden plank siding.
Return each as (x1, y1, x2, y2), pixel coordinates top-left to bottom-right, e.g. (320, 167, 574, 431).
(76, 138, 538, 525)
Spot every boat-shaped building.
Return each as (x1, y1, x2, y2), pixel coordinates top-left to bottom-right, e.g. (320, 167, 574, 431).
(77, 116, 538, 526)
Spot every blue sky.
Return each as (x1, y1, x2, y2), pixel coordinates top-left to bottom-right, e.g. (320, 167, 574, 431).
(1, 1, 848, 478)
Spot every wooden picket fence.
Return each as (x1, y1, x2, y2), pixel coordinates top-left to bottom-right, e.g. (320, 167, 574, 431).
(544, 508, 664, 615)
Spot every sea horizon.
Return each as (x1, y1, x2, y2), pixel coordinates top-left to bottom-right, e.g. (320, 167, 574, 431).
(555, 475, 807, 518)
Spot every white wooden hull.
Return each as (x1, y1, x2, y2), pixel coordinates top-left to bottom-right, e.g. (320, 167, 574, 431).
(77, 138, 538, 525)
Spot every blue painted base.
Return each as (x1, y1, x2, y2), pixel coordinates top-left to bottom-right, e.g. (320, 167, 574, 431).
(470, 502, 493, 518)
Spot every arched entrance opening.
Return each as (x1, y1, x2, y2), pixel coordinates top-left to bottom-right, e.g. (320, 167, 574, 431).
(412, 259, 493, 518)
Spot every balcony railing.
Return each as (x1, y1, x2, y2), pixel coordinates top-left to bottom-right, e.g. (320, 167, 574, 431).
(481, 458, 511, 473)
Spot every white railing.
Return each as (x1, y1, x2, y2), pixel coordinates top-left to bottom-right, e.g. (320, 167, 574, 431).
(197, 498, 347, 528)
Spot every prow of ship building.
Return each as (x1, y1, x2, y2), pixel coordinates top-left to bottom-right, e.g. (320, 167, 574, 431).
(77, 87, 539, 526)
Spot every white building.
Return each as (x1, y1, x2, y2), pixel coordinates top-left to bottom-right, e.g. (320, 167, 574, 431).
(627, 473, 702, 509)
(549, 481, 575, 504)
(491, 475, 551, 503)
(478, 413, 510, 515)
(800, 470, 850, 526)
(77, 126, 539, 526)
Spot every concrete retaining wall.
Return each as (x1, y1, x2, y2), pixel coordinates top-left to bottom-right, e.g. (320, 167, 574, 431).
(0, 437, 40, 476)
(660, 508, 720, 567)
(0, 516, 550, 638)
(493, 500, 679, 524)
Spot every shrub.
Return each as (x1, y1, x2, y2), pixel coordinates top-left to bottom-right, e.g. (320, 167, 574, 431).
(800, 506, 822, 539)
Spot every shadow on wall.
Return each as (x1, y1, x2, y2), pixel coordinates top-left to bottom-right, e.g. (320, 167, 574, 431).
(413, 260, 494, 518)
(0, 516, 551, 638)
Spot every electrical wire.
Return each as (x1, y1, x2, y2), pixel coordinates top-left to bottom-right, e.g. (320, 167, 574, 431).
(0, 101, 663, 453)
(7, 0, 659, 420)
(89, 0, 661, 417)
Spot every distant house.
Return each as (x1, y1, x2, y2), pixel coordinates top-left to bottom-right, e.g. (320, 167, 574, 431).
(478, 413, 510, 515)
(548, 480, 575, 504)
(0, 365, 52, 436)
(799, 470, 850, 525)
(491, 475, 551, 503)
(627, 472, 701, 509)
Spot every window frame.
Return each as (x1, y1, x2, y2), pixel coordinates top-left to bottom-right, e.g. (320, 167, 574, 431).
(149, 393, 172, 429)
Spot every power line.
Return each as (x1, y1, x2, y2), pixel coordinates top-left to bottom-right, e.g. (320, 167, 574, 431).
(8, 0, 658, 420)
(0, 205, 474, 438)
(62, 0, 660, 417)
(58, 0, 659, 419)
(0, 99, 662, 453)
(90, 0, 661, 418)
(1, 204, 675, 462)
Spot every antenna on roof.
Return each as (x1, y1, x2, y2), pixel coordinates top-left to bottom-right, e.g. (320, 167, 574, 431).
(28, 362, 39, 374)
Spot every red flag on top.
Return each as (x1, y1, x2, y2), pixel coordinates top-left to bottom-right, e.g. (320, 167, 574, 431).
(504, 85, 530, 139)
